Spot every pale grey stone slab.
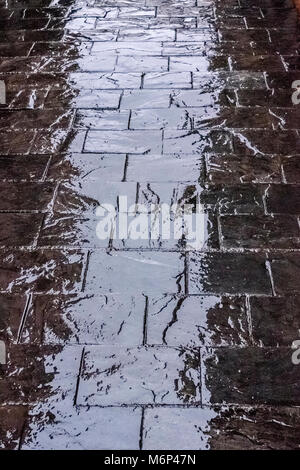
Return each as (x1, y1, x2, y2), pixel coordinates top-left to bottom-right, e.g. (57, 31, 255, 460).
(85, 251, 185, 295)
(118, 28, 175, 41)
(75, 110, 130, 130)
(78, 345, 200, 405)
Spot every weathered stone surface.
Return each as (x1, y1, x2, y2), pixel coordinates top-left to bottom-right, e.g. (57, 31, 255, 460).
(0, 250, 86, 294)
(78, 346, 201, 406)
(202, 347, 300, 405)
(1, 0, 300, 451)
(0, 406, 28, 450)
(250, 296, 300, 347)
(143, 406, 300, 450)
(0, 214, 44, 246)
(220, 215, 300, 249)
(22, 407, 141, 450)
(189, 252, 272, 295)
(147, 295, 249, 347)
(0, 295, 27, 343)
(84, 130, 163, 154)
(22, 294, 145, 346)
(85, 251, 185, 295)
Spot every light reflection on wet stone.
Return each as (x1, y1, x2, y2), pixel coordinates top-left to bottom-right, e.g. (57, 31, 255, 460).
(1, 0, 300, 451)
(77, 346, 201, 405)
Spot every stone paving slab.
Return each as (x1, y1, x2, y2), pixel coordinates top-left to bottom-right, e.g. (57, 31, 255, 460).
(78, 345, 201, 405)
(1, 0, 300, 451)
(142, 406, 300, 450)
(22, 407, 142, 450)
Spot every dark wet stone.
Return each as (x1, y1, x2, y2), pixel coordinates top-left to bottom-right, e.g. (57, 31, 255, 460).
(126, 154, 203, 183)
(219, 28, 270, 42)
(282, 55, 300, 71)
(202, 347, 300, 405)
(147, 295, 249, 347)
(189, 252, 272, 295)
(37, 214, 110, 248)
(246, 10, 297, 29)
(0, 406, 28, 449)
(206, 406, 300, 450)
(193, 107, 272, 129)
(269, 107, 300, 130)
(163, 130, 232, 154)
(47, 152, 126, 181)
(250, 295, 300, 347)
(0, 18, 49, 31)
(220, 215, 300, 249)
(0, 43, 32, 57)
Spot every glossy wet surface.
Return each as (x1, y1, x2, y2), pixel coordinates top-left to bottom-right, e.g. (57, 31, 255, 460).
(1, 0, 300, 450)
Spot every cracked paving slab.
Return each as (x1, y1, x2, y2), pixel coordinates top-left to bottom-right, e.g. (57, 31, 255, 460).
(1, 0, 300, 451)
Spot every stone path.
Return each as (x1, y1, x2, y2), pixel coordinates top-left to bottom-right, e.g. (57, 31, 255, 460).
(1, 0, 300, 450)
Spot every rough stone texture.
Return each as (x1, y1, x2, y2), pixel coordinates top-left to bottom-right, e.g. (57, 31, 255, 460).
(1, 0, 300, 451)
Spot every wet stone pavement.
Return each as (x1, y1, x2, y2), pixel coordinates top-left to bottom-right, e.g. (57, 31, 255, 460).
(0, 0, 300, 451)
